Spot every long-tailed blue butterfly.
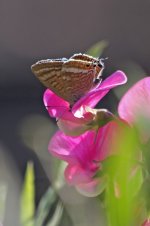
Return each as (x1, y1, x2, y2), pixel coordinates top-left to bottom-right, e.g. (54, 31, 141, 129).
(31, 53, 104, 106)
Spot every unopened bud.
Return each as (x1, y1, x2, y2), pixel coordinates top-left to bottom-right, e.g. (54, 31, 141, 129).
(87, 109, 115, 129)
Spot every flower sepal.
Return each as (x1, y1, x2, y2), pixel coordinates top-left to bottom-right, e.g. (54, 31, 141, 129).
(76, 175, 107, 197)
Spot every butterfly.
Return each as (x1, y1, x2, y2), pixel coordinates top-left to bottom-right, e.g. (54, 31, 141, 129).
(31, 53, 104, 106)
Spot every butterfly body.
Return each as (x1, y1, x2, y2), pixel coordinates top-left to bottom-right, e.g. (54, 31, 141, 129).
(31, 53, 104, 105)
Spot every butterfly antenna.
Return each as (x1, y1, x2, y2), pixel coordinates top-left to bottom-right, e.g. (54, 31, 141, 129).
(98, 57, 108, 69)
(99, 57, 109, 61)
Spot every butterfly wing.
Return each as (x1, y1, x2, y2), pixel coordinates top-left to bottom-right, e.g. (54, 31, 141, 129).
(71, 53, 104, 80)
(31, 55, 104, 105)
(31, 59, 69, 100)
(60, 59, 97, 105)
(70, 53, 98, 62)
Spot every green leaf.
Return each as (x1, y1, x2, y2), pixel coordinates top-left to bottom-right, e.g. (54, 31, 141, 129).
(86, 40, 108, 58)
(21, 162, 35, 226)
(35, 187, 60, 226)
(46, 201, 63, 226)
(104, 126, 143, 226)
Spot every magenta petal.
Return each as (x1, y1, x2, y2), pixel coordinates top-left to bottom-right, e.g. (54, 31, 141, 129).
(72, 71, 127, 112)
(48, 130, 78, 164)
(43, 89, 69, 118)
(118, 77, 150, 141)
(49, 130, 98, 164)
(94, 121, 122, 161)
(99, 70, 127, 89)
(118, 77, 150, 122)
(57, 108, 94, 136)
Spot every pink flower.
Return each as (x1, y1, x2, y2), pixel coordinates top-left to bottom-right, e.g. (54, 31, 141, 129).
(142, 219, 150, 226)
(49, 120, 123, 196)
(118, 77, 150, 142)
(48, 76, 150, 196)
(44, 71, 127, 134)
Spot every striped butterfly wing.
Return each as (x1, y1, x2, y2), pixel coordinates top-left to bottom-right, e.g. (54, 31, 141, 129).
(70, 53, 104, 82)
(31, 54, 104, 105)
(61, 59, 98, 104)
(31, 58, 69, 100)
(71, 53, 98, 62)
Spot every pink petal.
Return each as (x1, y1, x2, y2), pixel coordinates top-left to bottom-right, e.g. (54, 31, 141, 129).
(43, 89, 69, 118)
(72, 71, 127, 113)
(48, 130, 78, 164)
(142, 219, 150, 226)
(118, 77, 150, 141)
(57, 117, 89, 136)
(49, 122, 122, 171)
(49, 130, 98, 165)
(99, 70, 127, 89)
(94, 120, 126, 161)
(64, 164, 92, 185)
(57, 107, 94, 136)
(118, 77, 150, 122)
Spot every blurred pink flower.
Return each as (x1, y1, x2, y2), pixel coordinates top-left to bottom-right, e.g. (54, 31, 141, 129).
(49, 120, 123, 196)
(142, 219, 150, 226)
(118, 77, 150, 142)
(44, 71, 127, 134)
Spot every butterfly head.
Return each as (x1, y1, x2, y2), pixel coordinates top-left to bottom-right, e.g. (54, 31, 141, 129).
(91, 57, 105, 83)
(98, 57, 108, 68)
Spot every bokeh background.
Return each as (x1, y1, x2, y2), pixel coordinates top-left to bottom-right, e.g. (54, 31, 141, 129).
(0, 0, 150, 225)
